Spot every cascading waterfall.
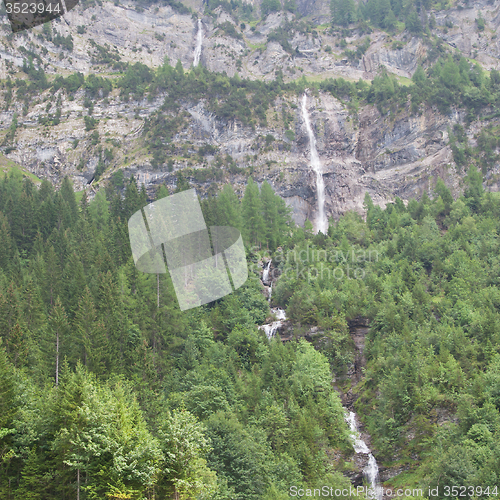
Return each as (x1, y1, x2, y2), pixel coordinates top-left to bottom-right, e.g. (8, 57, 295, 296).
(345, 411, 383, 500)
(260, 308, 287, 339)
(301, 93, 328, 234)
(262, 261, 271, 283)
(193, 19, 203, 67)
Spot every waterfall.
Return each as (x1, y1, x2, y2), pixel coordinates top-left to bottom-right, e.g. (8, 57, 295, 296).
(263, 261, 271, 283)
(301, 93, 328, 234)
(345, 411, 383, 500)
(259, 308, 287, 339)
(193, 19, 203, 67)
(268, 282, 272, 303)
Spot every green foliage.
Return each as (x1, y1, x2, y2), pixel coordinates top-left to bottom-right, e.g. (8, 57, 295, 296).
(2, 149, 500, 496)
(331, 0, 356, 27)
(118, 62, 153, 101)
(261, 0, 281, 17)
(52, 32, 74, 51)
(0, 172, 355, 498)
(85, 73, 112, 99)
(88, 39, 123, 68)
(84, 115, 98, 131)
(215, 21, 243, 40)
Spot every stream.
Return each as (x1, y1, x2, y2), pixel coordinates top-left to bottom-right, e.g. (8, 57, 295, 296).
(345, 410, 383, 500)
(258, 245, 382, 497)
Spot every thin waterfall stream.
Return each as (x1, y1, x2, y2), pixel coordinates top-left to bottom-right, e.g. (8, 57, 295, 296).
(259, 261, 286, 339)
(345, 411, 383, 500)
(259, 263, 381, 492)
(341, 320, 383, 499)
(193, 19, 203, 66)
(301, 93, 328, 234)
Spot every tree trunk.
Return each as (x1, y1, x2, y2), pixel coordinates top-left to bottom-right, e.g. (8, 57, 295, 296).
(77, 468, 80, 500)
(55, 330, 59, 386)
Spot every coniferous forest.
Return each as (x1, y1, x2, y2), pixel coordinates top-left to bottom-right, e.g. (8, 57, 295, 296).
(2, 0, 500, 496)
(0, 165, 499, 498)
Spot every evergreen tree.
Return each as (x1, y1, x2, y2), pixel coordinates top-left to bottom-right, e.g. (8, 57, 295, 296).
(463, 165, 484, 212)
(0, 213, 14, 273)
(406, 9, 422, 34)
(60, 176, 79, 227)
(0, 342, 16, 498)
(74, 287, 109, 375)
(123, 176, 142, 220)
(261, 181, 279, 251)
(48, 298, 69, 386)
(22, 279, 46, 337)
(218, 184, 242, 232)
(242, 178, 265, 248)
(43, 245, 61, 307)
(0, 341, 14, 429)
(158, 408, 217, 499)
(62, 251, 86, 319)
(331, 0, 357, 26)
(16, 447, 49, 500)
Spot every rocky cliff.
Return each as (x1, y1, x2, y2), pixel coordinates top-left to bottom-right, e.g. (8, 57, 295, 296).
(1, 0, 500, 226)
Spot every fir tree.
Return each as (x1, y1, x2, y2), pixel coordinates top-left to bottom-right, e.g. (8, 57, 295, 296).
(48, 298, 69, 386)
(218, 184, 242, 232)
(242, 178, 265, 248)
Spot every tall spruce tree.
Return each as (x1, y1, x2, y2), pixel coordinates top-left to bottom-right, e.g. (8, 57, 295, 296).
(242, 178, 265, 248)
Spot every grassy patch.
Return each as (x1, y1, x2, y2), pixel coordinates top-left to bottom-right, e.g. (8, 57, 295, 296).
(247, 41, 267, 51)
(0, 153, 41, 183)
(75, 190, 86, 204)
(383, 466, 425, 492)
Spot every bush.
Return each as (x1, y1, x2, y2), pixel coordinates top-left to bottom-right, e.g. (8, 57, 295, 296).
(84, 116, 98, 131)
(261, 0, 280, 17)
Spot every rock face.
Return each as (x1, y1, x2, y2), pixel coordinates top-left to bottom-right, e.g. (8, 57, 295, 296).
(1, 0, 499, 224)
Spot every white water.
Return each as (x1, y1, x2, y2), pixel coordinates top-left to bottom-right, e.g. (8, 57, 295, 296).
(263, 261, 271, 283)
(301, 93, 328, 234)
(193, 19, 203, 67)
(345, 411, 383, 500)
(259, 308, 287, 339)
(268, 282, 272, 302)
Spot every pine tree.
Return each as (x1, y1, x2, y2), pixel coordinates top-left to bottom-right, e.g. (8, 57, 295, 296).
(464, 165, 484, 212)
(36, 180, 57, 239)
(123, 176, 142, 220)
(22, 278, 46, 356)
(0, 213, 14, 273)
(377, 0, 392, 27)
(9, 190, 36, 254)
(0, 282, 21, 344)
(155, 184, 169, 200)
(96, 271, 126, 372)
(260, 181, 279, 250)
(406, 8, 422, 34)
(62, 251, 86, 319)
(43, 245, 61, 307)
(60, 176, 79, 227)
(109, 191, 123, 221)
(331, 0, 356, 26)
(74, 287, 109, 376)
(218, 184, 242, 232)
(0, 342, 16, 499)
(242, 178, 265, 248)
(16, 447, 48, 500)
(48, 298, 69, 386)
(88, 189, 110, 231)
(157, 408, 217, 499)
(0, 340, 15, 429)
